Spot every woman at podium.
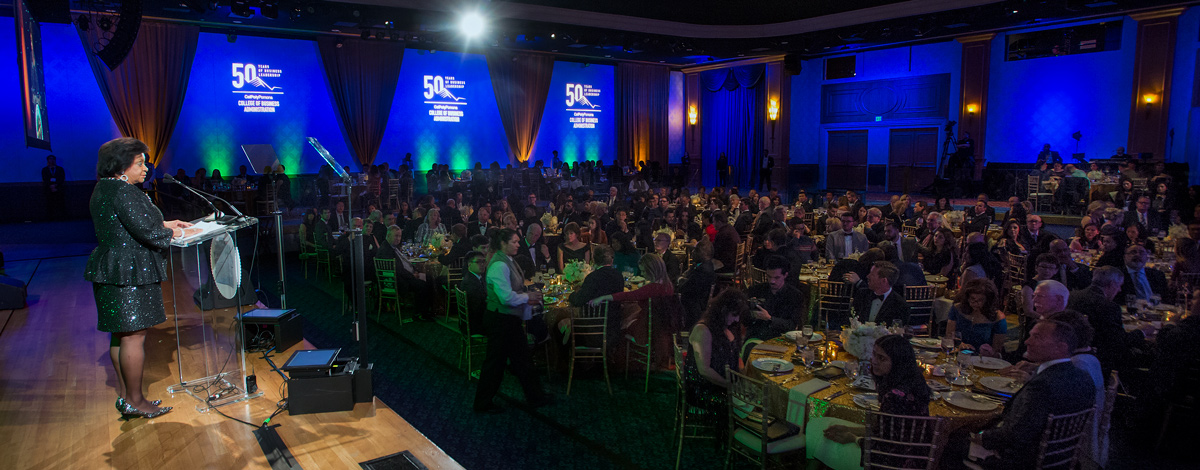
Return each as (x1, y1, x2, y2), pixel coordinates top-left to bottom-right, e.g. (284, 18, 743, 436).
(85, 137, 198, 419)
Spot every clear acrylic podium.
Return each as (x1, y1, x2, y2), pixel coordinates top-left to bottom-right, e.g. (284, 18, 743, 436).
(165, 217, 263, 411)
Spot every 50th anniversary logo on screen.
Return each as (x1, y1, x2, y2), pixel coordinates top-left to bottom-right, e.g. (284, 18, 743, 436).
(232, 62, 283, 113)
(423, 75, 467, 122)
(565, 83, 600, 129)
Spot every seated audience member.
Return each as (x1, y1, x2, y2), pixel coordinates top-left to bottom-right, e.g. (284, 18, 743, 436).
(556, 222, 592, 272)
(610, 231, 641, 275)
(1067, 265, 1150, 377)
(438, 223, 471, 266)
(877, 241, 926, 290)
(957, 319, 1097, 470)
(960, 242, 1005, 290)
(807, 335, 931, 470)
(376, 225, 433, 321)
(1121, 244, 1167, 302)
(590, 253, 676, 360)
(1070, 222, 1102, 252)
(677, 239, 717, 329)
(850, 261, 910, 327)
(685, 289, 750, 418)
(883, 221, 920, 264)
(962, 200, 993, 234)
(457, 250, 489, 334)
(516, 223, 551, 279)
(1049, 239, 1092, 290)
(1094, 225, 1128, 269)
(946, 279, 1007, 357)
(923, 228, 957, 277)
(1125, 221, 1157, 254)
(744, 255, 805, 341)
(568, 245, 623, 307)
(826, 211, 870, 261)
(711, 210, 741, 273)
(653, 232, 682, 283)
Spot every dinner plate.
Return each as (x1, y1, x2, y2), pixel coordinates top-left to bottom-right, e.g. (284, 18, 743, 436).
(752, 358, 794, 374)
(978, 376, 1023, 393)
(852, 393, 880, 410)
(850, 375, 876, 391)
(910, 338, 943, 349)
(410, 258, 429, 263)
(944, 391, 1000, 411)
(970, 357, 1012, 370)
(783, 331, 825, 343)
(926, 380, 951, 392)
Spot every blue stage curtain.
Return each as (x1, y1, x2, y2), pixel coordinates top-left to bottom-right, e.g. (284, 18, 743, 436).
(76, 21, 199, 168)
(701, 65, 765, 188)
(486, 51, 555, 164)
(617, 63, 671, 169)
(317, 38, 405, 167)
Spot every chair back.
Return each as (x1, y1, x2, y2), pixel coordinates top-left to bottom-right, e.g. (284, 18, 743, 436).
(903, 285, 938, 333)
(1176, 272, 1200, 310)
(725, 366, 772, 444)
(572, 301, 610, 350)
(818, 280, 854, 330)
(446, 258, 465, 285)
(902, 225, 917, 237)
(1006, 253, 1027, 289)
(1027, 175, 1042, 196)
(1035, 407, 1095, 470)
(862, 412, 946, 470)
(373, 258, 397, 289)
(747, 266, 767, 286)
(454, 287, 471, 336)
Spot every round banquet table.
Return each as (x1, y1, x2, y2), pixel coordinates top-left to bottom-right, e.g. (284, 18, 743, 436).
(745, 335, 1007, 458)
(540, 275, 660, 368)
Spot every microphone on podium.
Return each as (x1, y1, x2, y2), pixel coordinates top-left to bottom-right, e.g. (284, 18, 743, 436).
(162, 174, 245, 224)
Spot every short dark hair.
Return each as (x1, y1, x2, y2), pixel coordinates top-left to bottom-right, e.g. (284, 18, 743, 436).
(1046, 311, 1094, 350)
(492, 228, 519, 251)
(766, 228, 788, 248)
(1042, 319, 1081, 352)
(1035, 253, 1058, 267)
(469, 234, 489, 248)
(873, 261, 899, 286)
(593, 244, 614, 265)
(763, 254, 790, 274)
(96, 137, 149, 178)
(465, 250, 485, 264)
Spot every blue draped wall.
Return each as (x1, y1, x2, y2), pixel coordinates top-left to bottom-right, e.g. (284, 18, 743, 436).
(701, 64, 765, 188)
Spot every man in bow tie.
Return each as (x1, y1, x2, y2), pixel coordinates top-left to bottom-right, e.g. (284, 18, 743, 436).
(849, 261, 909, 328)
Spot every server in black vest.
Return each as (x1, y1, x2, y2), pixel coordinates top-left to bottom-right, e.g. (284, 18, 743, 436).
(87, 138, 200, 420)
(473, 229, 553, 413)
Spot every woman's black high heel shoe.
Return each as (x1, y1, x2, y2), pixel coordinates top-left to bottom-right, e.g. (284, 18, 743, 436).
(116, 397, 161, 414)
(120, 401, 172, 419)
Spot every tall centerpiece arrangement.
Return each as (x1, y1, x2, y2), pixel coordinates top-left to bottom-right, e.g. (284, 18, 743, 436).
(562, 260, 593, 284)
(839, 318, 890, 360)
(540, 212, 559, 232)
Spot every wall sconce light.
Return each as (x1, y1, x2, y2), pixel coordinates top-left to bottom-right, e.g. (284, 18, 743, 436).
(768, 99, 779, 121)
(1142, 93, 1159, 105)
(966, 103, 978, 115)
(688, 105, 697, 126)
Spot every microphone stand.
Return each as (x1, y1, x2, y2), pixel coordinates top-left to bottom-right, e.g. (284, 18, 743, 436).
(163, 175, 248, 225)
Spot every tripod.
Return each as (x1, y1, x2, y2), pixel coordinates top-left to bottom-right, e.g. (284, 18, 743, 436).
(936, 125, 957, 179)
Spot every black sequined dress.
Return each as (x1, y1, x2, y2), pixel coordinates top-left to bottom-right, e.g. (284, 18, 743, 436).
(85, 179, 173, 333)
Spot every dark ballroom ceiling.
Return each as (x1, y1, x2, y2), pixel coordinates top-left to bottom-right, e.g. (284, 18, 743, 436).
(42, 0, 1200, 66)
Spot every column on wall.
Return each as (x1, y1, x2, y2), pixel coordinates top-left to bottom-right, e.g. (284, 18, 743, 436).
(684, 73, 701, 179)
(1128, 8, 1185, 160)
(763, 61, 791, 191)
(957, 33, 993, 180)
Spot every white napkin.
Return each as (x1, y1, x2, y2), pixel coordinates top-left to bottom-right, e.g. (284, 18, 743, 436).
(787, 378, 831, 427)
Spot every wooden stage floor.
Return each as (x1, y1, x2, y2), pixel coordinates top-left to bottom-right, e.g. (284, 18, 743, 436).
(0, 255, 463, 470)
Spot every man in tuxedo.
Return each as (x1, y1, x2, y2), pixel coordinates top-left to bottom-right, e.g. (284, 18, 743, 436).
(733, 199, 756, 234)
(568, 246, 623, 307)
(883, 222, 920, 264)
(516, 223, 551, 278)
(962, 200, 993, 235)
(968, 320, 1096, 470)
(314, 207, 334, 249)
(745, 255, 805, 340)
(468, 206, 491, 237)
(375, 225, 433, 320)
(41, 155, 65, 217)
(794, 190, 814, 212)
(849, 261, 909, 327)
(1018, 214, 1056, 249)
(1128, 195, 1161, 232)
(826, 212, 870, 261)
(457, 250, 488, 335)
(712, 211, 741, 273)
(439, 224, 472, 266)
(1121, 245, 1167, 301)
(1049, 239, 1092, 290)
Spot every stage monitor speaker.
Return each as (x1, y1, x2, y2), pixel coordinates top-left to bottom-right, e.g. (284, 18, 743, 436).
(0, 275, 28, 310)
(287, 373, 354, 415)
(242, 308, 302, 352)
(783, 54, 802, 75)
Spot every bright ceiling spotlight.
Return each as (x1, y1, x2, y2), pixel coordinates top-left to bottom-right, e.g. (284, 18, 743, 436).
(460, 11, 486, 39)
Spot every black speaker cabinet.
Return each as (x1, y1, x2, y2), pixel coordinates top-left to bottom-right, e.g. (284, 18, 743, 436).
(287, 373, 354, 415)
(241, 308, 302, 352)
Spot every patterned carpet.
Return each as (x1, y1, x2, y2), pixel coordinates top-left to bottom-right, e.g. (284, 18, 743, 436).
(267, 256, 736, 470)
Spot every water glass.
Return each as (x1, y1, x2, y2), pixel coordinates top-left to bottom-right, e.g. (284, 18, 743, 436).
(945, 365, 961, 388)
(802, 325, 814, 341)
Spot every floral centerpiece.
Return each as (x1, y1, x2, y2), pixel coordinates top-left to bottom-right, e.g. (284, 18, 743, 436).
(540, 212, 559, 232)
(562, 260, 593, 284)
(429, 232, 445, 250)
(839, 318, 890, 359)
(942, 210, 965, 229)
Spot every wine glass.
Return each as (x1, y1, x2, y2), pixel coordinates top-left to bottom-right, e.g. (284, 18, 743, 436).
(941, 336, 955, 359)
(802, 325, 814, 343)
(844, 360, 859, 381)
(944, 365, 961, 390)
(800, 347, 815, 370)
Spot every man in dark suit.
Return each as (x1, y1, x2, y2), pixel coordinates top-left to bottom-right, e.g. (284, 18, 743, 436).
(712, 211, 741, 273)
(962, 200, 993, 235)
(331, 200, 348, 233)
(968, 320, 1097, 470)
(439, 224, 472, 266)
(844, 191, 865, 219)
(850, 261, 910, 327)
(375, 225, 433, 320)
(568, 245, 623, 307)
(733, 199, 756, 234)
(1050, 239, 1092, 290)
(42, 154, 66, 217)
(314, 207, 334, 249)
(1120, 244, 1167, 301)
(1067, 266, 1147, 376)
(457, 250, 488, 334)
(1127, 195, 1163, 233)
(883, 222, 920, 264)
(826, 212, 870, 261)
(467, 206, 491, 237)
(516, 223, 551, 278)
(745, 255, 805, 341)
(677, 241, 717, 329)
(1018, 214, 1057, 250)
